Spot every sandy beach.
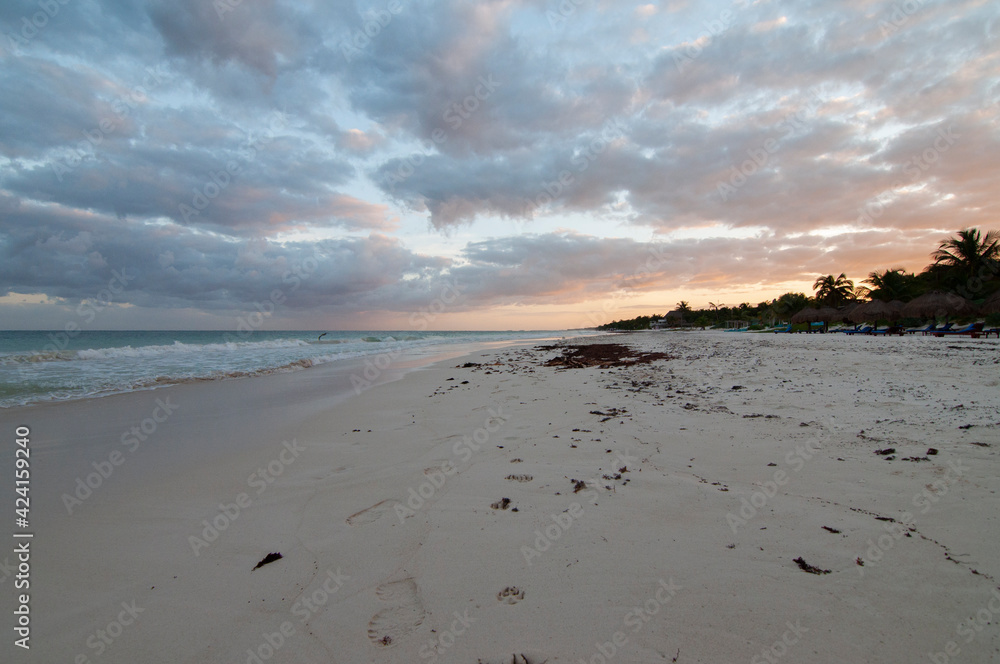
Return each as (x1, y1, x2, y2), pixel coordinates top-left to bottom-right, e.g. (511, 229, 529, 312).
(2, 331, 999, 663)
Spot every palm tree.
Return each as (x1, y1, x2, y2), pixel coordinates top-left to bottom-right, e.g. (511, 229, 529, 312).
(812, 273, 855, 307)
(708, 301, 724, 322)
(858, 268, 917, 302)
(676, 301, 692, 321)
(928, 228, 1000, 291)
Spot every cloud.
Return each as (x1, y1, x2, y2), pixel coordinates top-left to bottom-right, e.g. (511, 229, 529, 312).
(1, 0, 997, 327)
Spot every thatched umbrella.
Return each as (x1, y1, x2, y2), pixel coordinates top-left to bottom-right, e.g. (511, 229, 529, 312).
(838, 302, 860, 323)
(813, 306, 841, 332)
(815, 306, 841, 321)
(791, 307, 838, 331)
(849, 299, 904, 325)
(790, 308, 821, 324)
(981, 290, 1000, 315)
(902, 291, 978, 321)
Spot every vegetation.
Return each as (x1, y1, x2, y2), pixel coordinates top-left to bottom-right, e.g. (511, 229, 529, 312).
(812, 273, 855, 307)
(597, 227, 1000, 331)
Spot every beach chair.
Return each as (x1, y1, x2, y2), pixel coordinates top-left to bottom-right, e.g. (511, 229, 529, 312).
(923, 323, 952, 335)
(772, 324, 792, 334)
(843, 325, 873, 336)
(933, 322, 985, 338)
(905, 322, 936, 335)
(984, 328, 1000, 339)
(871, 325, 905, 336)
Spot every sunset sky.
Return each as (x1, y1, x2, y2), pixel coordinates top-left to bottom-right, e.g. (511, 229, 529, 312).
(1, 0, 997, 330)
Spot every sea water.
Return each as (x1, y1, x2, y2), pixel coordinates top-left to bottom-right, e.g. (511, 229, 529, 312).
(0, 329, 587, 408)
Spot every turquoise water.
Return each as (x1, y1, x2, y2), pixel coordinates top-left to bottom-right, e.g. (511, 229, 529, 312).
(0, 330, 584, 408)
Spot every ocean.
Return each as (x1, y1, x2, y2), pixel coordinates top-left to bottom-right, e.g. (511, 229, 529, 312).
(0, 329, 589, 409)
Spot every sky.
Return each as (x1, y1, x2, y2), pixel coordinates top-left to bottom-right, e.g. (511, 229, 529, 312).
(0, 0, 998, 331)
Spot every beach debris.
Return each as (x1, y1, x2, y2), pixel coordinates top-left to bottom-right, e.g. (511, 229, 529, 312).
(927, 448, 939, 455)
(822, 526, 842, 534)
(571, 479, 587, 493)
(902, 456, 930, 462)
(459, 362, 482, 368)
(856, 557, 865, 567)
(510, 458, 524, 462)
(971, 442, 991, 447)
(491, 498, 512, 510)
(874, 447, 896, 456)
(506, 474, 533, 482)
(589, 407, 626, 422)
(538, 343, 673, 369)
(475, 655, 542, 664)
(252, 552, 282, 571)
(793, 557, 831, 575)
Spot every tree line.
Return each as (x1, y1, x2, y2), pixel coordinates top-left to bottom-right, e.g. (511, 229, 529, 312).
(598, 228, 999, 330)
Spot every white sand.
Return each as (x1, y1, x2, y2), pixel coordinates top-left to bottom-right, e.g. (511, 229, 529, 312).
(2, 331, 999, 663)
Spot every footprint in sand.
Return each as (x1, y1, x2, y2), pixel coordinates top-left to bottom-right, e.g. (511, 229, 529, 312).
(368, 578, 426, 647)
(497, 586, 525, 604)
(346, 499, 396, 526)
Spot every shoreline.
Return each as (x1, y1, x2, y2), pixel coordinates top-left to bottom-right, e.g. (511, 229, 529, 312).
(2, 332, 998, 662)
